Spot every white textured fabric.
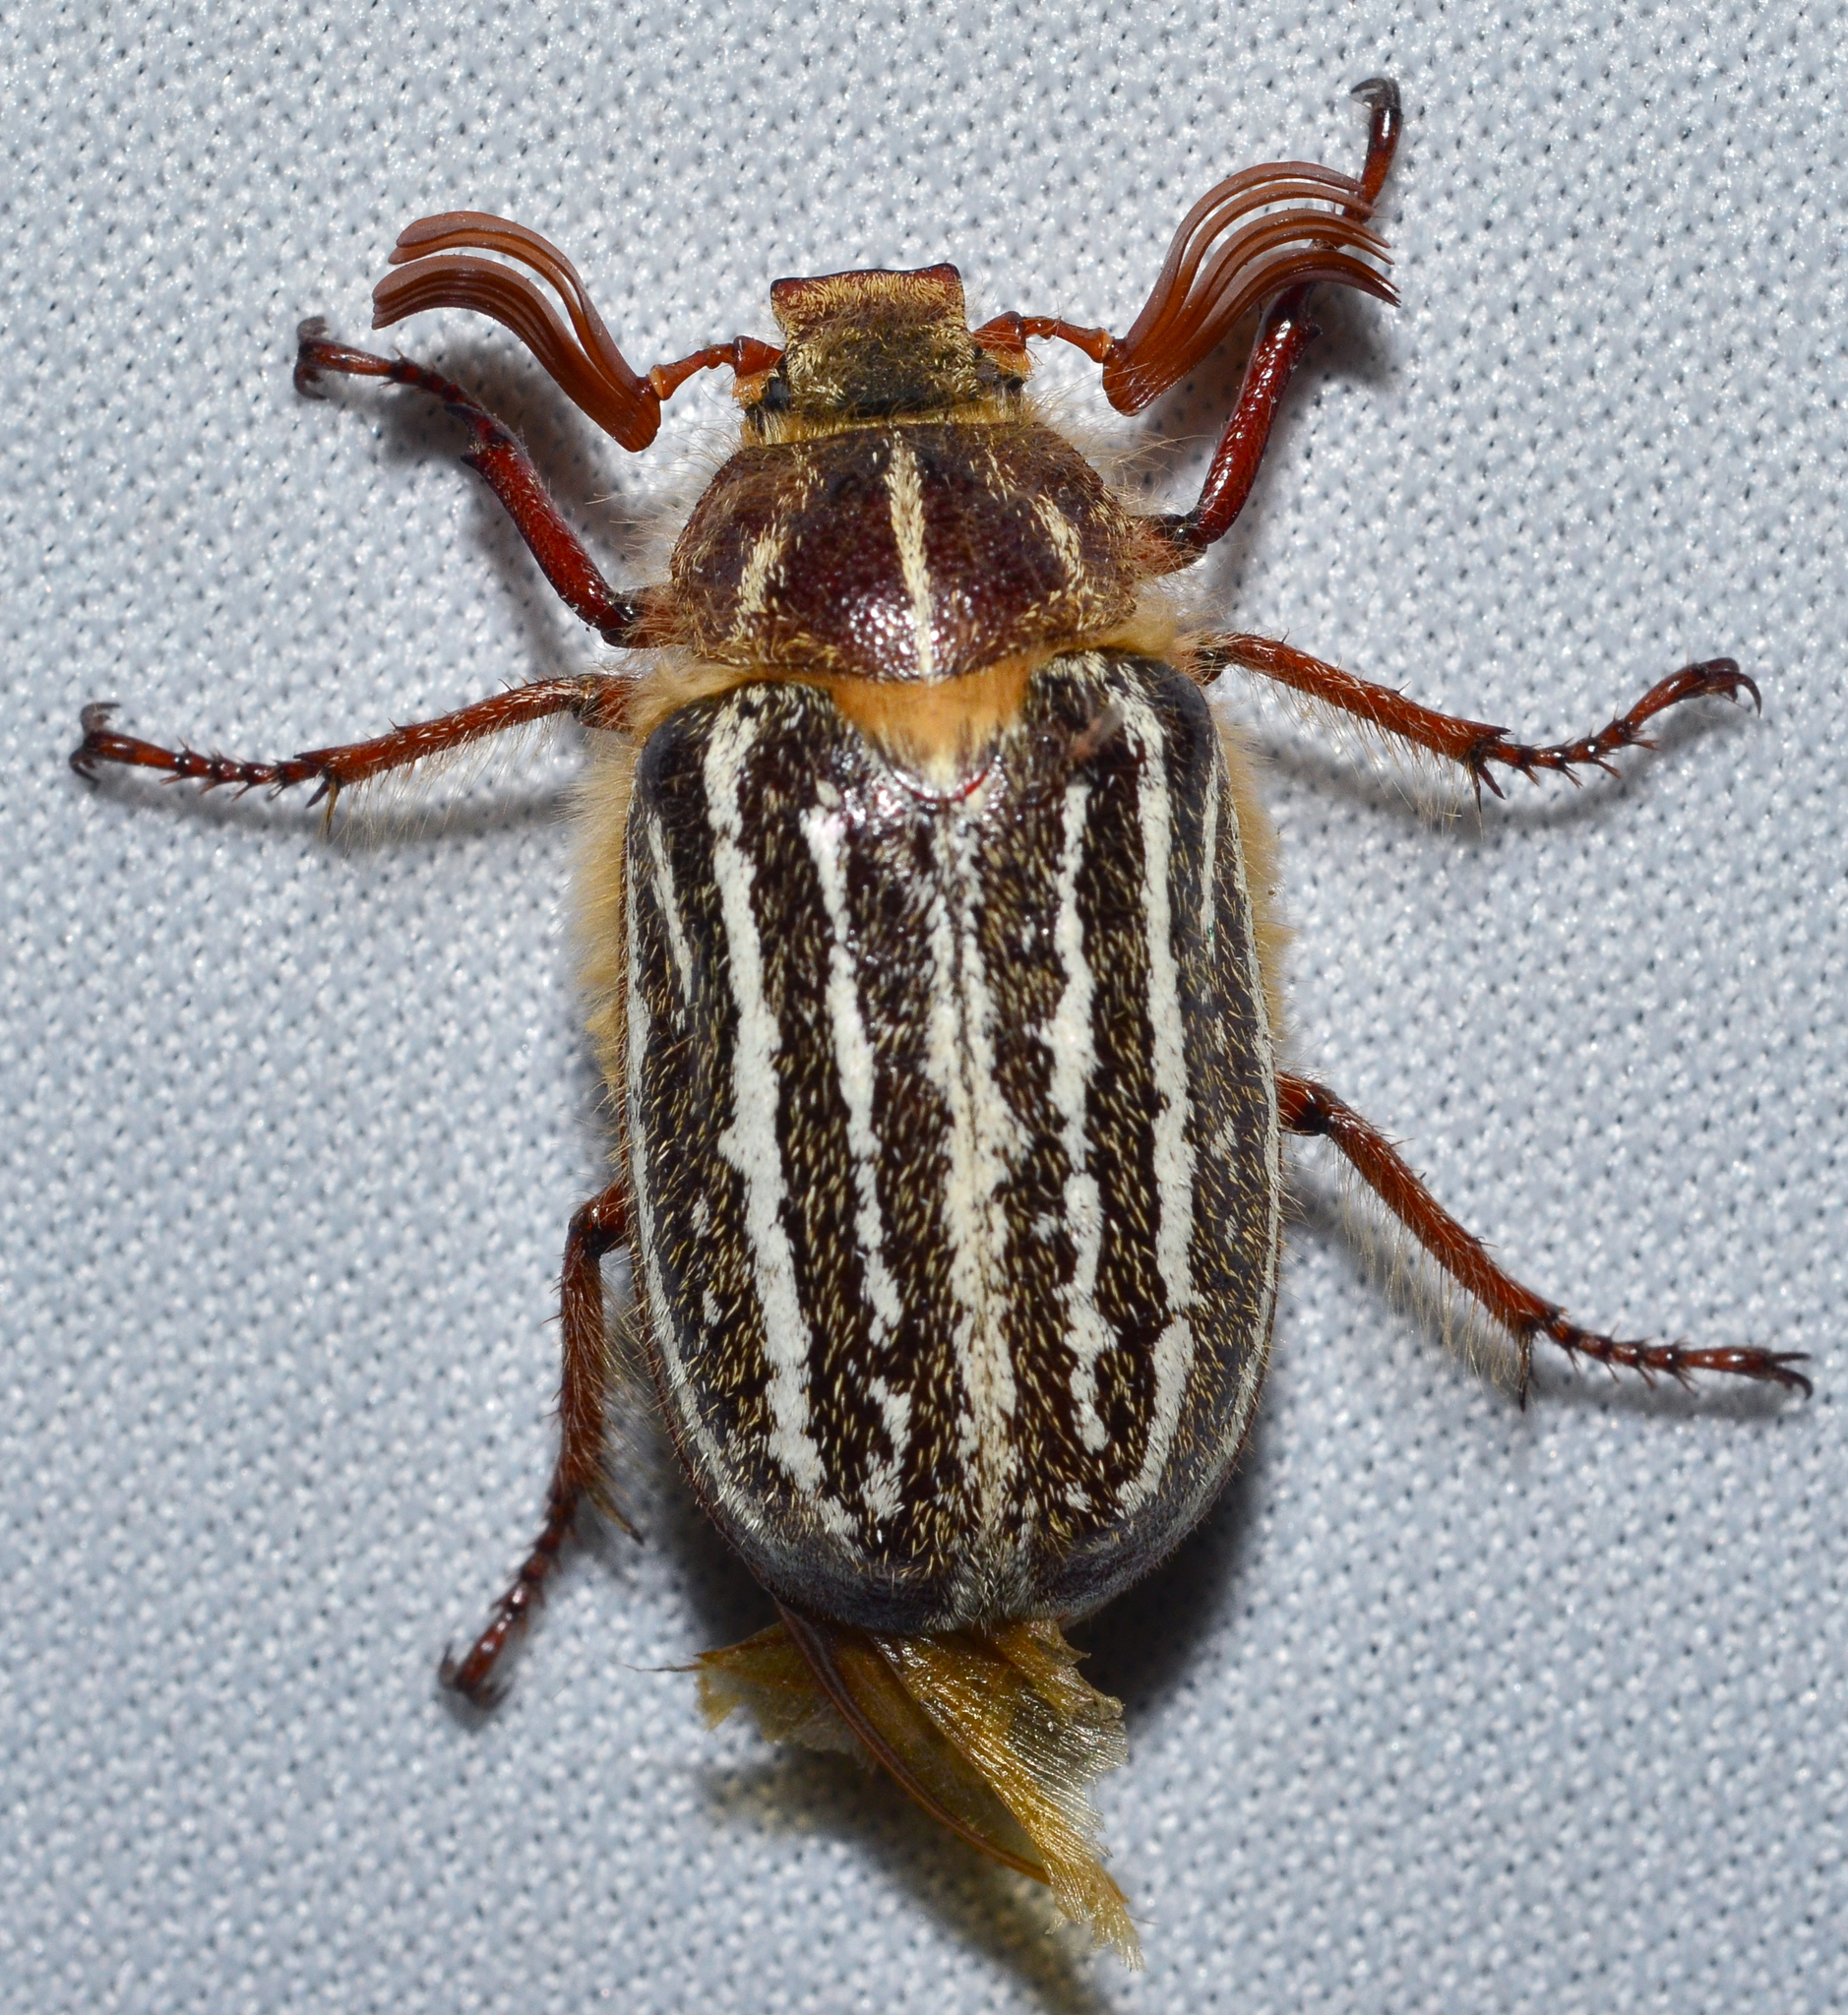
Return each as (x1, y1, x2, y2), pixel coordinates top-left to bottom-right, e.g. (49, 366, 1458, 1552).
(4, 4, 1843, 2009)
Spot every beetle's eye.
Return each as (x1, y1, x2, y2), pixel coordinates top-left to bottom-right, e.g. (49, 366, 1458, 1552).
(758, 374, 792, 414)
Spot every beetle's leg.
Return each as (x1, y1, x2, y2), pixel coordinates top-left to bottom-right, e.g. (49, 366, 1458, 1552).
(1278, 1074, 1811, 1403)
(69, 676, 625, 811)
(1143, 290, 1323, 561)
(442, 1181, 632, 1708)
(1144, 81, 1403, 561)
(1349, 76, 1404, 209)
(1196, 638, 1760, 800)
(294, 321, 652, 645)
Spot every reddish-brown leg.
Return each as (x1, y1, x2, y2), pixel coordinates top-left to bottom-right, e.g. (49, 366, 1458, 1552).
(1150, 295, 1321, 560)
(442, 1180, 632, 1708)
(69, 675, 625, 810)
(1197, 637, 1760, 798)
(1278, 1074, 1811, 1402)
(1151, 80, 1403, 562)
(294, 320, 654, 644)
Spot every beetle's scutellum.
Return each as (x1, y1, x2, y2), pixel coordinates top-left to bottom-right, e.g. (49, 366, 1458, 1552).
(74, 81, 1808, 1962)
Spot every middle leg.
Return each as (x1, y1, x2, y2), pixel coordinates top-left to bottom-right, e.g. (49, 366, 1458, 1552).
(1198, 636, 1760, 799)
(70, 674, 626, 811)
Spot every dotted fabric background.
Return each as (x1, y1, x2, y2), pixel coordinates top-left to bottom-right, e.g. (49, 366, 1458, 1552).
(3, 4, 1843, 2010)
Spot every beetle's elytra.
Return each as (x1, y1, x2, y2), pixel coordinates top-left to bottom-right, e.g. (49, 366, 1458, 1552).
(72, 80, 1808, 1961)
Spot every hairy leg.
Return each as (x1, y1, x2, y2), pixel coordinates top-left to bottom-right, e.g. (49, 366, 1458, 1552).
(1199, 637, 1759, 798)
(442, 1180, 632, 1708)
(294, 321, 655, 644)
(70, 675, 625, 812)
(1278, 1073, 1810, 1402)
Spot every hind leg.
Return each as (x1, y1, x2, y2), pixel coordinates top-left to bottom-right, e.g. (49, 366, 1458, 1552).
(441, 1180, 631, 1707)
(1278, 1074, 1810, 1402)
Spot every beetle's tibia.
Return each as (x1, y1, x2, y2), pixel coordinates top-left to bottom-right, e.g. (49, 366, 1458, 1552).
(1143, 293, 1324, 563)
(293, 322, 655, 644)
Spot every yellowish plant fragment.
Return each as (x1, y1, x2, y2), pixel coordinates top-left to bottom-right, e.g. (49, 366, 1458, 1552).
(699, 1616, 1139, 1965)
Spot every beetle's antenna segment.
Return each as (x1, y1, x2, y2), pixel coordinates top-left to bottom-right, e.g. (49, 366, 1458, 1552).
(1098, 160, 1392, 413)
(647, 336, 785, 403)
(971, 160, 1391, 414)
(376, 214, 783, 443)
(972, 78, 1399, 422)
(373, 213, 770, 451)
(375, 213, 662, 449)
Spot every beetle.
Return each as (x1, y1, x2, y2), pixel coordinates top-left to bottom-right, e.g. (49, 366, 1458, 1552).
(70, 80, 1808, 1960)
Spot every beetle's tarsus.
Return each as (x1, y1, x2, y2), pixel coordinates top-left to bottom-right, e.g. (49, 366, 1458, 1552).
(1348, 78, 1402, 209)
(1538, 1313, 1814, 1398)
(293, 317, 333, 398)
(438, 1641, 510, 1712)
(69, 702, 121, 779)
(442, 1475, 592, 1708)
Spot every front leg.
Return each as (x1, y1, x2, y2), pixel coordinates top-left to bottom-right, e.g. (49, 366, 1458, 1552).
(1140, 80, 1403, 565)
(1198, 636, 1760, 799)
(294, 323, 656, 645)
(1278, 1074, 1810, 1402)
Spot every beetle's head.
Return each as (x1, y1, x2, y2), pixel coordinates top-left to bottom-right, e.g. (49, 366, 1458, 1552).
(739, 264, 1028, 437)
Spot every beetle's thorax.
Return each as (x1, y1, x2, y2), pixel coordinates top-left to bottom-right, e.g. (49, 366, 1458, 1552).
(661, 265, 1159, 687)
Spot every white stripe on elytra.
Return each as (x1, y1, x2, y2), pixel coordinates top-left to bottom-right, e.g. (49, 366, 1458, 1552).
(1118, 691, 1199, 1514)
(1046, 773, 1114, 1455)
(1216, 732, 1283, 1433)
(886, 438, 936, 681)
(801, 799, 910, 1526)
(922, 800, 1020, 1534)
(702, 705, 831, 1505)
(626, 838, 756, 1538)
(643, 808, 695, 1006)
(1198, 742, 1220, 960)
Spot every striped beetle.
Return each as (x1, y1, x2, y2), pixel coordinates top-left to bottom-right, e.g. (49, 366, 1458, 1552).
(72, 80, 1808, 1960)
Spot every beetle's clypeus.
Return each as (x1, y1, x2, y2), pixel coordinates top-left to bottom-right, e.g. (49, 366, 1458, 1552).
(73, 80, 1809, 1960)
